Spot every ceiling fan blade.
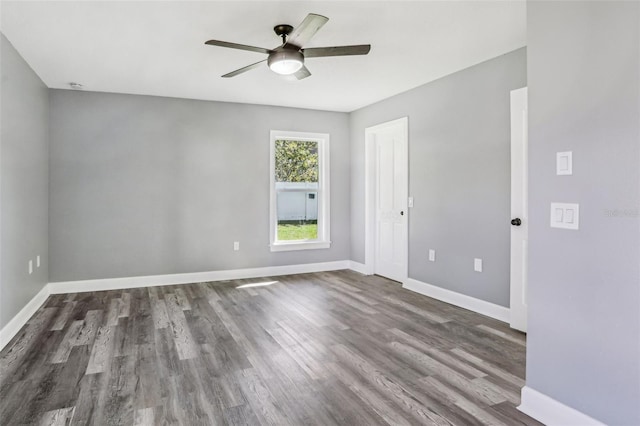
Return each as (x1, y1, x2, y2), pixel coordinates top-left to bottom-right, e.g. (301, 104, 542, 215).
(294, 65, 311, 80)
(285, 13, 329, 48)
(303, 45, 371, 58)
(205, 40, 272, 55)
(222, 59, 267, 78)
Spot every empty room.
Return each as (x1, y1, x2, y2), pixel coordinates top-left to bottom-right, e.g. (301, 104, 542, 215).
(1, 1, 638, 425)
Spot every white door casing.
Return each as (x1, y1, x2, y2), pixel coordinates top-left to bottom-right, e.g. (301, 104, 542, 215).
(510, 87, 528, 332)
(364, 117, 408, 283)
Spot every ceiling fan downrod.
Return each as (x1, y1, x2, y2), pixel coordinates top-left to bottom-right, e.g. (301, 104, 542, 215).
(273, 24, 294, 45)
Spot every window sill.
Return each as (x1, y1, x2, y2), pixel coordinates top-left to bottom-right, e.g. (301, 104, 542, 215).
(270, 241, 331, 252)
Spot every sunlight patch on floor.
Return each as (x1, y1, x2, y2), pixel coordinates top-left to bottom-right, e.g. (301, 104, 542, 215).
(236, 281, 279, 289)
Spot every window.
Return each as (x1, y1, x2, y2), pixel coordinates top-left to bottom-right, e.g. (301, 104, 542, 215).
(270, 130, 330, 251)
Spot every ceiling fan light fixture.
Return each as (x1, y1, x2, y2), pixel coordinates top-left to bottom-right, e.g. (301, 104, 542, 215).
(268, 49, 304, 75)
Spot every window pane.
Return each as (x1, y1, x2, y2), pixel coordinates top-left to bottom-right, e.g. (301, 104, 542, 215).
(274, 140, 318, 183)
(275, 140, 319, 241)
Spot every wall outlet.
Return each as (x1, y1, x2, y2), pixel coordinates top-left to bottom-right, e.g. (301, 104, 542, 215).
(233, 241, 240, 251)
(37, 255, 41, 268)
(428, 249, 436, 262)
(474, 258, 483, 272)
(29, 260, 33, 274)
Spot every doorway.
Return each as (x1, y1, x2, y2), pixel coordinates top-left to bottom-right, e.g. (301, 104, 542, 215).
(364, 117, 408, 283)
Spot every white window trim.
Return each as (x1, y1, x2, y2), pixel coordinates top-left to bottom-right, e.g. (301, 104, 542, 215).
(270, 130, 331, 252)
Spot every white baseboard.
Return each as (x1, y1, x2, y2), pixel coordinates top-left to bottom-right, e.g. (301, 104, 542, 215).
(348, 260, 369, 275)
(48, 260, 353, 294)
(0, 284, 51, 351)
(403, 278, 510, 322)
(519, 386, 605, 426)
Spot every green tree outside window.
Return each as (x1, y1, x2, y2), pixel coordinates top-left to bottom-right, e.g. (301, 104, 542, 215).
(275, 140, 318, 182)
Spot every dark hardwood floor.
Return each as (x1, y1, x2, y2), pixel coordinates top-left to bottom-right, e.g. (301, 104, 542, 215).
(0, 270, 540, 425)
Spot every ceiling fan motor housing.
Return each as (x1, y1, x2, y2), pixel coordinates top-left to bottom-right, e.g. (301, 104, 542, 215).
(268, 48, 304, 75)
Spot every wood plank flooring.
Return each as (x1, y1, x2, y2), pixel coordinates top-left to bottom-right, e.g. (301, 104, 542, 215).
(0, 270, 541, 425)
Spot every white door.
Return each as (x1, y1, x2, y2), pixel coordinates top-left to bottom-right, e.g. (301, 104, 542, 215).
(365, 118, 408, 283)
(510, 87, 528, 332)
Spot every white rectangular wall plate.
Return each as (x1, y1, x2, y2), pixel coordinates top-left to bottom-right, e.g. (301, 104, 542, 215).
(550, 203, 579, 229)
(233, 242, 240, 251)
(474, 258, 483, 272)
(37, 255, 40, 268)
(556, 151, 573, 175)
(29, 260, 33, 274)
(408, 197, 414, 208)
(428, 249, 435, 262)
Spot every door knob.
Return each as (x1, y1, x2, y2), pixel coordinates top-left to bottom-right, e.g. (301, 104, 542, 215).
(511, 218, 522, 226)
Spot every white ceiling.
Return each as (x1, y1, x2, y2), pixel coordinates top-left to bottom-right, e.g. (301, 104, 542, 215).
(1, 1, 526, 112)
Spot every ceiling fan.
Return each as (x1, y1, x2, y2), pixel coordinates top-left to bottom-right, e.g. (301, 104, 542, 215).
(204, 13, 371, 80)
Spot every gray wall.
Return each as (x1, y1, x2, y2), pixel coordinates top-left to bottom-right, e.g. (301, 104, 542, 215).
(49, 90, 350, 282)
(350, 48, 526, 307)
(526, 2, 640, 424)
(0, 34, 49, 328)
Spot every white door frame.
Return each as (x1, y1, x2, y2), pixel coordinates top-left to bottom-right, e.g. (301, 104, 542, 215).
(510, 87, 528, 332)
(364, 117, 409, 282)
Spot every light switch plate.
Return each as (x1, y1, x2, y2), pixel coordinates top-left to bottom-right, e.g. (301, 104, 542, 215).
(474, 258, 483, 272)
(550, 203, 579, 229)
(233, 241, 240, 251)
(428, 249, 435, 262)
(557, 151, 573, 175)
(408, 197, 414, 208)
